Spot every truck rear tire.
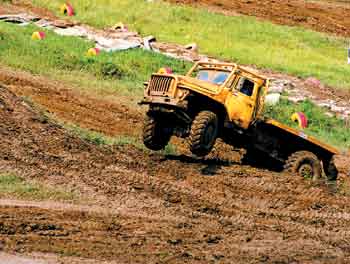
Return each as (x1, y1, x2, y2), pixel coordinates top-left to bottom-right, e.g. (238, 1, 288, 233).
(143, 114, 171, 151)
(284, 151, 322, 180)
(189, 111, 218, 157)
(325, 157, 338, 181)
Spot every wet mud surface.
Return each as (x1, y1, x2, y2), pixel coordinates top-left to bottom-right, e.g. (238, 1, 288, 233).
(1, 68, 350, 263)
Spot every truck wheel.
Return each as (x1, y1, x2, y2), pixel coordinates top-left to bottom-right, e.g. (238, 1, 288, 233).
(143, 114, 171, 151)
(284, 151, 322, 180)
(189, 111, 218, 157)
(325, 157, 338, 181)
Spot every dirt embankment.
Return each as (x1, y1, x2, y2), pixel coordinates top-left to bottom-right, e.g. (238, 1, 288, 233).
(0, 67, 142, 137)
(1, 70, 350, 263)
(169, 0, 350, 37)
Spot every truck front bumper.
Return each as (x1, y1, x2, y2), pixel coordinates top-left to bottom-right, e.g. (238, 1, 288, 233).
(138, 96, 188, 110)
(139, 96, 191, 125)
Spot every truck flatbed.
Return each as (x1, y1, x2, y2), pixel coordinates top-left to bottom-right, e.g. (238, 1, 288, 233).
(265, 119, 339, 155)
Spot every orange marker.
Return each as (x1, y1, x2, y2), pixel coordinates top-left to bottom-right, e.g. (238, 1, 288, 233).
(157, 67, 173, 74)
(87, 47, 100, 56)
(31, 31, 46, 40)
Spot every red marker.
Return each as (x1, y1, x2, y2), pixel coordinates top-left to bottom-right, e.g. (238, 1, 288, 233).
(291, 112, 308, 129)
(60, 3, 75, 16)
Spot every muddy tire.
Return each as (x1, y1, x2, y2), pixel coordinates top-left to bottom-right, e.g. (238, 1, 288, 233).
(143, 114, 171, 151)
(189, 111, 218, 157)
(284, 151, 322, 180)
(325, 157, 338, 181)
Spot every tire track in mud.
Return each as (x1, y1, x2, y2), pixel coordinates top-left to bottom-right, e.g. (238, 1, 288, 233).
(1, 71, 350, 262)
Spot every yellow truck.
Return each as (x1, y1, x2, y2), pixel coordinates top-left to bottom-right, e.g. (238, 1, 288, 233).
(139, 62, 339, 180)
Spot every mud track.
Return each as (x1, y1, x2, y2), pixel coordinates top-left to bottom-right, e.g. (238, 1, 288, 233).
(1, 68, 350, 262)
(169, 0, 350, 37)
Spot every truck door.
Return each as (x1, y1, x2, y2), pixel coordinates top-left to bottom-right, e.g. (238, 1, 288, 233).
(224, 76, 262, 129)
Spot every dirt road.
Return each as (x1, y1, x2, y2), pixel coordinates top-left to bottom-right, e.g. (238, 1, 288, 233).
(169, 0, 350, 37)
(1, 68, 350, 263)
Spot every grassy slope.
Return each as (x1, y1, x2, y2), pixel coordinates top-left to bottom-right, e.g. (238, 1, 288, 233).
(0, 22, 189, 97)
(0, 20, 349, 149)
(32, 0, 350, 90)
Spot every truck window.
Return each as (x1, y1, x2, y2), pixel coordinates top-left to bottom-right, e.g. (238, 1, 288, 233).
(196, 69, 230, 85)
(197, 71, 209, 81)
(236, 77, 254, 97)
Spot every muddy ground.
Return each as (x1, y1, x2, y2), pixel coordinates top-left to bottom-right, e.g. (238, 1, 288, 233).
(1, 67, 350, 263)
(1, 1, 350, 262)
(169, 0, 350, 37)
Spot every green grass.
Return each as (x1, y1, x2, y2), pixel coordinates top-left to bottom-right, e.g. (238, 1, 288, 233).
(0, 173, 76, 200)
(0, 21, 190, 96)
(31, 0, 350, 90)
(265, 99, 350, 150)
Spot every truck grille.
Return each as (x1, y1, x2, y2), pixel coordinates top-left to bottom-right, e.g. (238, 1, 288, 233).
(148, 75, 174, 95)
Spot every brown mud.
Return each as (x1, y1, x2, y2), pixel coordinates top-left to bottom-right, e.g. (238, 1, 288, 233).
(1, 0, 60, 20)
(1, 67, 350, 263)
(0, 67, 142, 137)
(169, 0, 350, 37)
(1, 2, 350, 261)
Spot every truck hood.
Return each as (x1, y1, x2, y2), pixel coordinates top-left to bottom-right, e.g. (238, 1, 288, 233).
(177, 76, 222, 95)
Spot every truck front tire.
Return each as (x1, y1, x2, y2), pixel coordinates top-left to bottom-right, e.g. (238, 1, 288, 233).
(284, 151, 322, 180)
(143, 114, 171, 151)
(189, 111, 218, 157)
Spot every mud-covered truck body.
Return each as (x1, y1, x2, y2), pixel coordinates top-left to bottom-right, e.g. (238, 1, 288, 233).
(139, 62, 339, 180)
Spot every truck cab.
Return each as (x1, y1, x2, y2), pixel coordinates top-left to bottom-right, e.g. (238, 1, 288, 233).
(141, 62, 267, 130)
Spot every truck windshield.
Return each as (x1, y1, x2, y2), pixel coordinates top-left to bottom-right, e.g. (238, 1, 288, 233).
(196, 69, 230, 85)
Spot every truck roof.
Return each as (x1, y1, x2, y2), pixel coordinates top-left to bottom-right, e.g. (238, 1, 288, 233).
(189, 61, 269, 82)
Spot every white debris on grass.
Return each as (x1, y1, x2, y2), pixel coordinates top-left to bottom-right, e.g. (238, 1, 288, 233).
(0, 14, 142, 52)
(143, 35, 156, 50)
(185, 43, 198, 52)
(265, 93, 281, 105)
(95, 38, 140, 52)
(54, 26, 88, 37)
(0, 13, 39, 24)
(53, 25, 141, 51)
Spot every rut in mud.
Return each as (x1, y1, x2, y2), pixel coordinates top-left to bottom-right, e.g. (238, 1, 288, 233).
(169, 0, 350, 37)
(1, 70, 350, 263)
